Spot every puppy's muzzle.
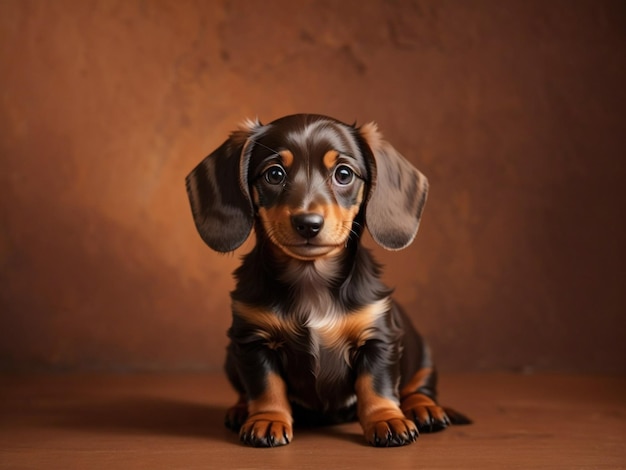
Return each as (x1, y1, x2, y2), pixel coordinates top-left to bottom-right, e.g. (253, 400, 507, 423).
(291, 213, 324, 240)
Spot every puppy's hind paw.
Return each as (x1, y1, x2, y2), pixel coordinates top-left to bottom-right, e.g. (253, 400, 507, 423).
(402, 393, 472, 433)
(224, 399, 248, 432)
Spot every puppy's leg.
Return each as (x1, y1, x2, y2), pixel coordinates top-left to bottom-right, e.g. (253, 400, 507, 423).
(400, 367, 471, 433)
(396, 306, 472, 432)
(238, 372, 293, 447)
(225, 394, 248, 432)
(355, 374, 418, 447)
(224, 338, 293, 447)
(224, 348, 249, 432)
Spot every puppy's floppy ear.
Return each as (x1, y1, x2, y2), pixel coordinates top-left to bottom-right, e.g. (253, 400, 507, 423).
(359, 122, 429, 250)
(185, 120, 261, 252)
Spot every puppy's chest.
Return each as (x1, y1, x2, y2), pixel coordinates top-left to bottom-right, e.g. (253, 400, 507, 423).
(233, 297, 389, 367)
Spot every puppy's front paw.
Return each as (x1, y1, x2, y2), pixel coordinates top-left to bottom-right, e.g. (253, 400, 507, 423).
(363, 417, 419, 447)
(239, 413, 293, 447)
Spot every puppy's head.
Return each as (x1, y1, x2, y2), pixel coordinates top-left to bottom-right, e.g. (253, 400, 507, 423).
(186, 114, 428, 259)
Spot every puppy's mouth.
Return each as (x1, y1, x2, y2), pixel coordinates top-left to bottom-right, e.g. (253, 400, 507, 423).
(280, 241, 344, 260)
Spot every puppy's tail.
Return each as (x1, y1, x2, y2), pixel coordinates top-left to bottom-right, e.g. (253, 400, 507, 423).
(443, 406, 473, 425)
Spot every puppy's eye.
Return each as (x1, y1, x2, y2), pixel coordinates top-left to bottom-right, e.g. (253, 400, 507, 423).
(263, 165, 286, 185)
(333, 165, 355, 186)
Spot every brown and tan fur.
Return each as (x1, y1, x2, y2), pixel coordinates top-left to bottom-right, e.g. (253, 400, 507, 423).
(186, 114, 470, 447)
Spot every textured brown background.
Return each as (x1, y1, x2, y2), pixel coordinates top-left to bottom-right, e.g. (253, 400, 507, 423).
(1, 0, 624, 373)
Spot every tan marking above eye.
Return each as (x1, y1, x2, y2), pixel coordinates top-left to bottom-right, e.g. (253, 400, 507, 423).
(279, 150, 294, 168)
(323, 150, 340, 170)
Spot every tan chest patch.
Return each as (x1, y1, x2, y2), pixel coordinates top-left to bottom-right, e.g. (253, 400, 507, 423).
(232, 298, 390, 359)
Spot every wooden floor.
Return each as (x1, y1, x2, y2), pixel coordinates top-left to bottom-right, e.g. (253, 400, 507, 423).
(1, 372, 624, 469)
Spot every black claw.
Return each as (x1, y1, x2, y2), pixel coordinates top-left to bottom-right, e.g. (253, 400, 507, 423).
(431, 420, 449, 433)
(417, 419, 432, 433)
(371, 424, 418, 447)
(405, 422, 419, 442)
(374, 430, 389, 447)
(252, 436, 266, 447)
(265, 422, 274, 447)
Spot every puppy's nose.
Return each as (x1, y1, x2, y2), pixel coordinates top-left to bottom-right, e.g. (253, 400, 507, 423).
(291, 213, 324, 239)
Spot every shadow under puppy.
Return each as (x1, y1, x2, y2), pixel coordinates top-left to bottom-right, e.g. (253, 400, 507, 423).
(186, 114, 470, 447)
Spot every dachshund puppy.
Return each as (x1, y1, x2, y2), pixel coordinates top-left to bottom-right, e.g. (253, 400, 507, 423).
(186, 114, 470, 447)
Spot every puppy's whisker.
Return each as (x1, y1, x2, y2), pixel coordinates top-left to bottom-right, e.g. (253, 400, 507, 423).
(249, 139, 282, 156)
(344, 221, 361, 241)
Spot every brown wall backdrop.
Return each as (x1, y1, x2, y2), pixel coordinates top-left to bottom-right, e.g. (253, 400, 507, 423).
(1, 0, 624, 373)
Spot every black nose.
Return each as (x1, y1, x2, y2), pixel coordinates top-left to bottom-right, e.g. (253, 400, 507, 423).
(291, 213, 324, 239)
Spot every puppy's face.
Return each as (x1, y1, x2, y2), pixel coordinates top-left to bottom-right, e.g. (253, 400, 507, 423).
(248, 118, 368, 261)
(186, 113, 428, 255)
